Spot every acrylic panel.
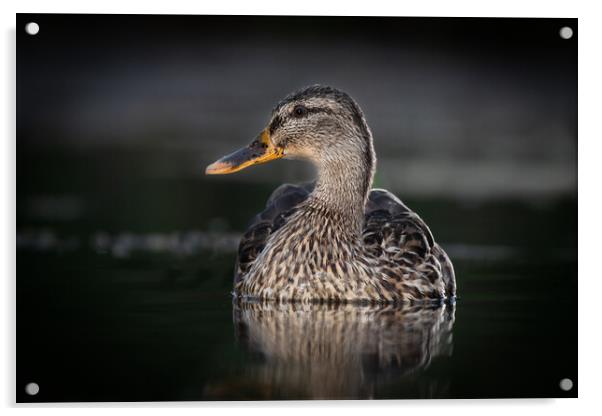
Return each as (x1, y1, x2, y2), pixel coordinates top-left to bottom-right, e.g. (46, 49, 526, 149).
(17, 14, 577, 402)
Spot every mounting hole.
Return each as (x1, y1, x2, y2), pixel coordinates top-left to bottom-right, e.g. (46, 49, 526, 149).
(559, 378, 573, 391)
(25, 22, 39, 36)
(559, 26, 573, 40)
(25, 382, 39, 396)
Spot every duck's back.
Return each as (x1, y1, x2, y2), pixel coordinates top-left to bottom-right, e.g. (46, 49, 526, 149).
(363, 189, 456, 298)
(234, 183, 456, 300)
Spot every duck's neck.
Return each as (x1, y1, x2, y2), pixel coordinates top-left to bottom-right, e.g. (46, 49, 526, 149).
(307, 142, 375, 236)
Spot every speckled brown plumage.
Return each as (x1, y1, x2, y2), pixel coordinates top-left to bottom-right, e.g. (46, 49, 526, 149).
(235, 183, 455, 303)
(212, 85, 456, 303)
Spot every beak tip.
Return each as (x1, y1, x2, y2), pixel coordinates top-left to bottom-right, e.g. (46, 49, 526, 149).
(205, 161, 231, 175)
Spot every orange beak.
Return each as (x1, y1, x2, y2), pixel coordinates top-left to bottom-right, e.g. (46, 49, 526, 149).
(205, 129, 285, 175)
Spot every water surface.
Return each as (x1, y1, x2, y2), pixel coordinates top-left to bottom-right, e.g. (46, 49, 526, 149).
(16, 178, 577, 401)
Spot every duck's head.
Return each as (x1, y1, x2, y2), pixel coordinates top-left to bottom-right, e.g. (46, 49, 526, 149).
(205, 85, 375, 178)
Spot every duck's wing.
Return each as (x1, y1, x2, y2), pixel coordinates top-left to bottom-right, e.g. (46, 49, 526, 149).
(234, 182, 315, 284)
(364, 189, 456, 299)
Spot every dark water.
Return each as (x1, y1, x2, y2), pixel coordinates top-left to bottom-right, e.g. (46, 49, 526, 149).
(16, 172, 577, 402)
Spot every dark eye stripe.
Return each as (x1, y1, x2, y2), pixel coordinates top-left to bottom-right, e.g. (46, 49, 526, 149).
(269, 107, 334, 134)
(294, 107, 334, 118)
(306, 107, 334, 116)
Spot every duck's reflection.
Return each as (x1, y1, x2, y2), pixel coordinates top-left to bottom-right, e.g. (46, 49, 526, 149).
(233, 301, 456, 399)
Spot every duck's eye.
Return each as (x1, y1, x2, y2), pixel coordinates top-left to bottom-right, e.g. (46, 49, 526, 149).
(293, 105, 308, 118)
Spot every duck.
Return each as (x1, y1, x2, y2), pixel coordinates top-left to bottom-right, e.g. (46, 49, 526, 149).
(206, 85, 456, 304)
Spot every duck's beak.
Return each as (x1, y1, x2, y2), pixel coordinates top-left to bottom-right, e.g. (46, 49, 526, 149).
(205, 129, 285, 175)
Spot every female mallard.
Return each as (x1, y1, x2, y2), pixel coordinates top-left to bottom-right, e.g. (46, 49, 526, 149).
(206, 85, 455, 303)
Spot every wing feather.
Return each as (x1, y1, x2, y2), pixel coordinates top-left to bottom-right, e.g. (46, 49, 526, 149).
(364, 189, 456, 298)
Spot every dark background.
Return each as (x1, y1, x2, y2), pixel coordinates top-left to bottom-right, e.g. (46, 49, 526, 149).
(18, 14, 576, 199)
(17, 14, 577, 402)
